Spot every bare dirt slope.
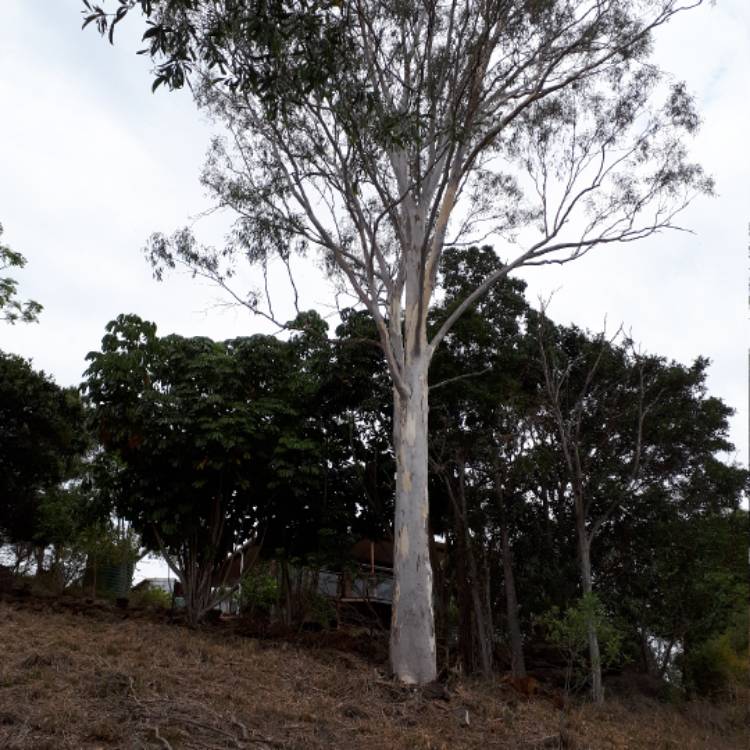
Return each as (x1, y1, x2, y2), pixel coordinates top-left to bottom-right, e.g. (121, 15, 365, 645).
(0, 598, 745, 749)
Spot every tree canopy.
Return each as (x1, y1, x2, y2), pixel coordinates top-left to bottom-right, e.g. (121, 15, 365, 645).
(0, 352, 87, 545)
(82, 312, 377, 622)
(85, 0, 715, 684)
(0, 223, 42, 325)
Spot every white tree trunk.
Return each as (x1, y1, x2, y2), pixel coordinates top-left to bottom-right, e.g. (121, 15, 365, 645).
(390, 359, 437, 684)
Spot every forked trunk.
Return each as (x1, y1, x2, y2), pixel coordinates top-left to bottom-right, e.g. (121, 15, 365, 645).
(390, 360, 437, 684)
(181, 563, 215, 627)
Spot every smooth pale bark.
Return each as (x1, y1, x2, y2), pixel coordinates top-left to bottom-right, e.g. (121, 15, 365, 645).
(390, 360, 437, 684)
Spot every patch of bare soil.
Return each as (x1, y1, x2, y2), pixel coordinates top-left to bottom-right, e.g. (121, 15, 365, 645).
(0, 597, 746, 749)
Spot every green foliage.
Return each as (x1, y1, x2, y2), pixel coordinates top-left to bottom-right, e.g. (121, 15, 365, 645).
(73, 241, 747, 689)
(540, 594, 624, 690)
(84, 314, 293, 555)
(82, 0, 350, 112)
(0, 352, 88, 545)
(0, 222, 42, 324)
(82, 312, 365, 622)
(601, 503, 748, 689)
(130, 585, 172, 609)
(681, 602, 749, 698)
(238, 565, 279, 616)
(684, 636, 746, 698)
(302, 588, 336, 628)
(86, 0, 715, 682)
(82, 523, 140, 568)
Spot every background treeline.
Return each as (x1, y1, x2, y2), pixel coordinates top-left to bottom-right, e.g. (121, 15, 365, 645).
(1, 247, 746, 700)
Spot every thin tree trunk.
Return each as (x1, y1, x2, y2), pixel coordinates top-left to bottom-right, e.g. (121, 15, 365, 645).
(444, 461, 489, 675)
(281, 559, 293, 627)
(657, 639, 676, 679)
(390, 361, 437, 685)
(182, 540, 215, 627)
(463, 517, 492, 675)
(501, 524, 526, 679)
(483, 550, 495, 669)
(638, 629, 659, 676)
(445, 463, 477, 674)
(578, 531, 603, 703)
(454, 461, 492, 676)
(428, 527, 448, 670)
(34, 546, 45, 577)
(452, 512, 475, 673)
(472, 587, 493, 678)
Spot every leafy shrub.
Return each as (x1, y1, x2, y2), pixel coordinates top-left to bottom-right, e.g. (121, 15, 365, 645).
(682, 606, 749, 697)
(300, 588, 336, 628)
(540, 593, 624, 692)
(237, 565, 279, 617)
(130, 585, 172, 609)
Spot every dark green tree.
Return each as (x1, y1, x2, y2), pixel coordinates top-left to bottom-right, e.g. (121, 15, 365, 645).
(83, 312, 357, 624)
(84, 315, 289, 623)
(427, 246, 533, 677)
(590, 384, 748, 693)
(0, 353, 87, 560)
(325, 308, 395, 543)
(534, 316, 747, 701)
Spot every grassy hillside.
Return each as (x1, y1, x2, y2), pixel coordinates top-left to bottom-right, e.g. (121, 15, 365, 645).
(0, 595, 746, 749)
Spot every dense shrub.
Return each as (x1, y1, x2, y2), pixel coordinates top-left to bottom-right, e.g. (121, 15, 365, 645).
(130, 586, 172, 610)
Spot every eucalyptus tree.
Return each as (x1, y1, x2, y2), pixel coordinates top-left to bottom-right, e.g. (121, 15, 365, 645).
(86, 0, 711, 683)
(536, 320, 659, 701)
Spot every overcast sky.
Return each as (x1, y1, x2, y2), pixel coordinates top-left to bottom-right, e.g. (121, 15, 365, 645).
(2, 0, 748, 481)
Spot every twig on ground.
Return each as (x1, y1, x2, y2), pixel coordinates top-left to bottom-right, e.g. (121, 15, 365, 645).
(151, 725, 173, 750)
(231, 714, 249, 739)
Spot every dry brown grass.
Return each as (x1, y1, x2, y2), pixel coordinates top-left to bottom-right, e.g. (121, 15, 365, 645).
(0, 597, 746, 749)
